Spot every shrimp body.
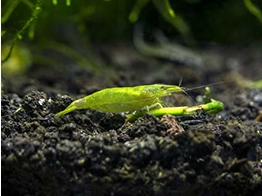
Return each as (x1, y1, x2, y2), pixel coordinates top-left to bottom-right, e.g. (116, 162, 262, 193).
(55, 84, 184, 117)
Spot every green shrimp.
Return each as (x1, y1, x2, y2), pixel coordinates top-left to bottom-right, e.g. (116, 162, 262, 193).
(55, 84, 184, 117)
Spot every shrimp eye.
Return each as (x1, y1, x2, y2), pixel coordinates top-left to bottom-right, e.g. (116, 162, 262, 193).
(161, 86, 167, 90)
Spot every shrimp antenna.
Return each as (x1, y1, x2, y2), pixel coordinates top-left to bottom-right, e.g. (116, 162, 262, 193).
(178, 77, 183, 87)
(179, 81, 230, 105)
(186, 81, 231, 92)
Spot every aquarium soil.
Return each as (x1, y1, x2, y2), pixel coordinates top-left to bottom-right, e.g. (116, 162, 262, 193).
(2, 44, 262, 196)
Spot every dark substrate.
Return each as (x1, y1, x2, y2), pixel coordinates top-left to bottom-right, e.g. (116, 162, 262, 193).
(1, 44, 262, 196)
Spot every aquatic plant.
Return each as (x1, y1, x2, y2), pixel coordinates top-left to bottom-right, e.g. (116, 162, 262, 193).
(244, 0, 262, 25)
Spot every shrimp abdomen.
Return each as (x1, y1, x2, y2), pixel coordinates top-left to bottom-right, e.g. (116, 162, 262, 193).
(85, 87, 158, 112)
